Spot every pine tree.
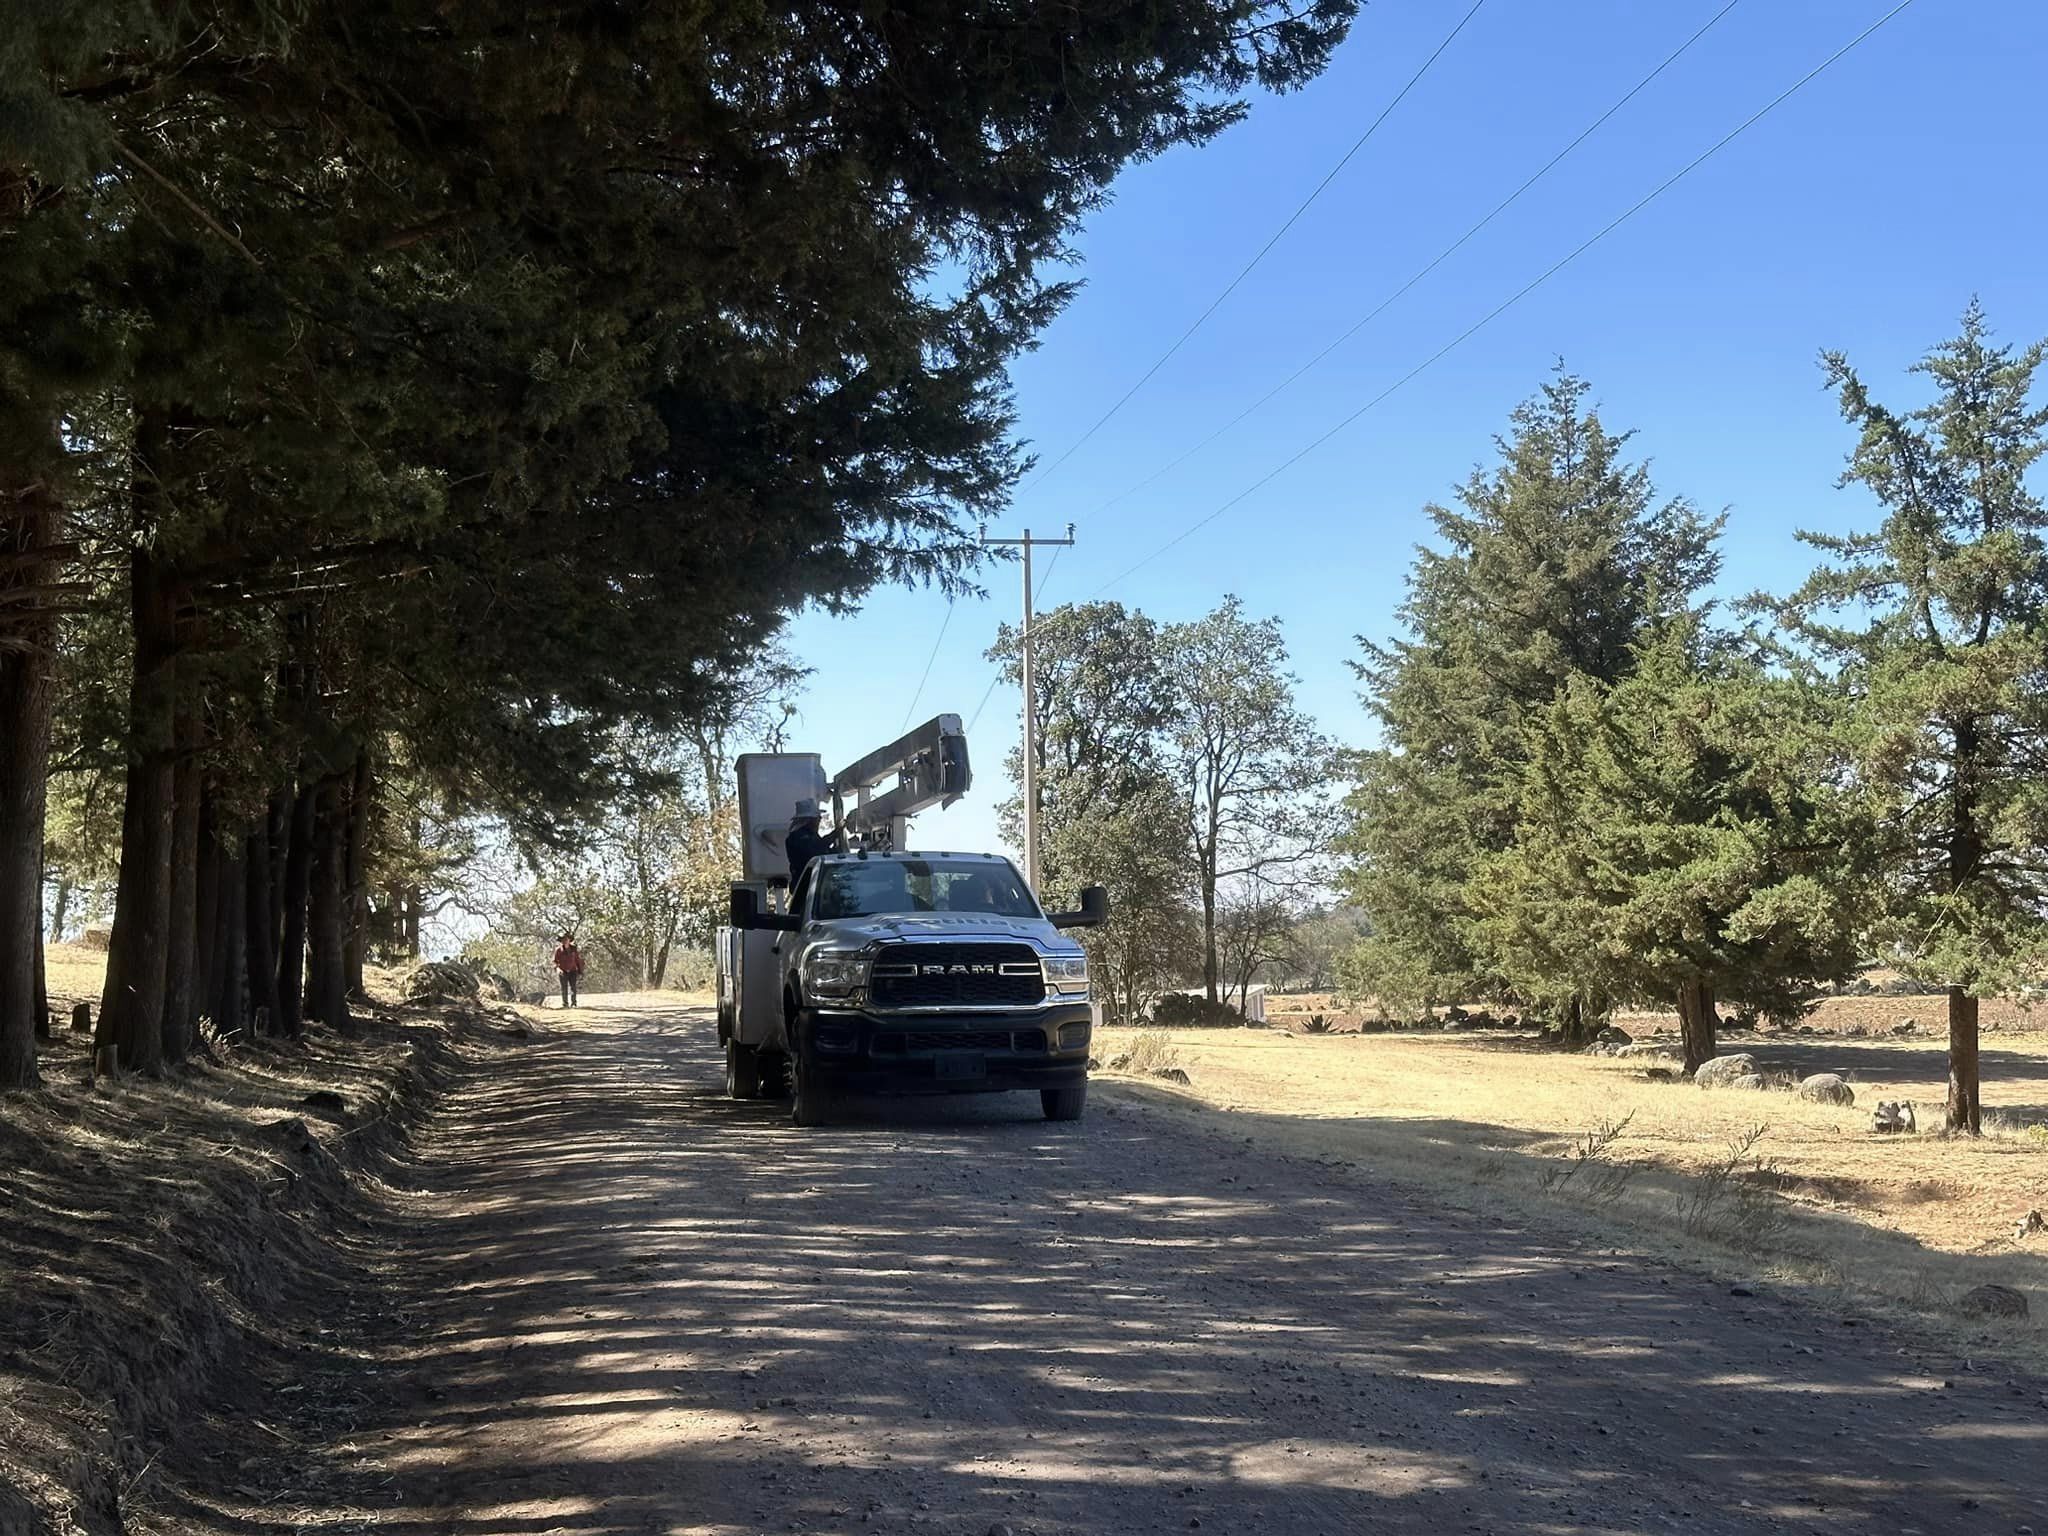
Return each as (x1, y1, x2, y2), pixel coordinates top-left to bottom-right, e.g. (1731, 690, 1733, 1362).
(10, 0, 1368, 1081)
(1769, 305, 2048, 1132)
(1472, 619, 1865, 1070)
(1344, 371, 1721, 1035)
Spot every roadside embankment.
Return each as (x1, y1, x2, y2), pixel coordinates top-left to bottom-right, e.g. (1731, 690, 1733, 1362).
(0, 990, 537, 1535)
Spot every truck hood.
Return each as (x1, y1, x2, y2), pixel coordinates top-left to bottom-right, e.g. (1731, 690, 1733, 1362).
(814, 913, 1074, 951)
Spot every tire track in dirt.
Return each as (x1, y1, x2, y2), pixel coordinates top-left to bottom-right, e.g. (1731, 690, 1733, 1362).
(186, 994, 2048, 1535)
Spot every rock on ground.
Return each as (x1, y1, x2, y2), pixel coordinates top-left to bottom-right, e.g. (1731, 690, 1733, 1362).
(1693, 1053, 1759, 1087)
(1797, 1072, 1856, 1107)
(1959, 1284, 2030, 1320)
(1729, 1073, 1768, 1091)
(403, 961, 482, 1003)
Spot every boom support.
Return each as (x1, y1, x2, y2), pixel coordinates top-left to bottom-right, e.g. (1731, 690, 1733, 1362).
(832, 714, 970, 850)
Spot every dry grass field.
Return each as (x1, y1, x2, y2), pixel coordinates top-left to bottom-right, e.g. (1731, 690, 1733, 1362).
(1097, 1004, 2048, 1368)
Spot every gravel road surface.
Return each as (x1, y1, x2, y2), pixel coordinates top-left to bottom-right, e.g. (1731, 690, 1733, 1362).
(231, 995, 2048, 1536)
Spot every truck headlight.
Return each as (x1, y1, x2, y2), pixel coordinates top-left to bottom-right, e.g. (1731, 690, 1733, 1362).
(802, 950, 869, 999)
(1045, 954, 1089, 994)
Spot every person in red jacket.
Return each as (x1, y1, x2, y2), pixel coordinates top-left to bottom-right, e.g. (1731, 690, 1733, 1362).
(552, 933, 585, 1008)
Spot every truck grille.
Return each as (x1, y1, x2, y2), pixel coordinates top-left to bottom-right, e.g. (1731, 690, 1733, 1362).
(873, 1028, 1049, 1054)
(867, 943, 1044, 1009)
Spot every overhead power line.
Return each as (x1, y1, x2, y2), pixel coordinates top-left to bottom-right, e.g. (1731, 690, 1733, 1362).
(1022, 0, 1490, 491)
(1092, 0, 1919, 596)
(898, 597, 954, 731)
(966, 670, 1004, 736)
(1089, 0, 1746, 520)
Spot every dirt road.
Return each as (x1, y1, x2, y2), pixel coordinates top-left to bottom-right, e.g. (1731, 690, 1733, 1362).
(195, 995, 2048, 1535)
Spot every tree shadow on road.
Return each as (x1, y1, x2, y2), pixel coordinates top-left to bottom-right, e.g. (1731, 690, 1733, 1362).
(136, 1000, 2048, 1536)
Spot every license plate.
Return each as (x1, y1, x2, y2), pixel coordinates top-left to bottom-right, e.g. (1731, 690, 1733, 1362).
(935, 1053, 986, 1080)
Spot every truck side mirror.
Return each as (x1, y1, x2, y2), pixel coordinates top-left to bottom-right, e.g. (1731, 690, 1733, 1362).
(1050, 885, 1109, 930)
(730, 887, 800, 932)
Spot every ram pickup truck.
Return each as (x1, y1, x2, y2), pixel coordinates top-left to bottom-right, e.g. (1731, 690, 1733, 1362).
(726, 851, 1107, 1126)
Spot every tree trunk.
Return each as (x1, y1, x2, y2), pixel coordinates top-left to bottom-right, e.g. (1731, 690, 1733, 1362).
(275, 776, 316, 1037)
(1555, 992, 1600, 1049)
(0, 643, 52, 1088)
(307, 774, 353, 1034)
(195, 796, 221, 1031)
(343, 749, 371, 999)
(34, 909, 51, 1043)
(1200, 876, 1219, 1004)
(1946, 986, 1981, 1134)
(0, 476, 57, 1089)
(160, 706, 203, 1065)
(49, 875, 71, 943)
(1676, 976, 1718, 1074)
(371, 883, 403, 959)
(213, 839, 247, 1041)
(1946, 723, 1984, 1134)
(98, 543, 181, 1075)
(243, 824, 281, 1035)
(267, 785, 289, 950)
(403, 884, 422, 959)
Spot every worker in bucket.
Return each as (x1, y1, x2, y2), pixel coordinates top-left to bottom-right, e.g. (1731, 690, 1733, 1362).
(784, 797, 842, 889)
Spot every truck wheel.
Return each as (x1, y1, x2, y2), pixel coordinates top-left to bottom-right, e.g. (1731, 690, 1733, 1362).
(789, 1033, 833, 1127)
(1041, 1083, 1087, 1122)
(725, 1039, 762, 1100)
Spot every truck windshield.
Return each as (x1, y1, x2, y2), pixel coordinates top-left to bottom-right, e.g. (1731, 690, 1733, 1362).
(814, 859, 1041, 920)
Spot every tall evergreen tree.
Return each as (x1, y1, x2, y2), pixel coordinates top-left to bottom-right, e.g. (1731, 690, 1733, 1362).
(9, 0, 1366, 1080)
(1343, 371, 1721, 1036)
(1472, 619, 1865, 1070)
(1767, 305, 2048, 1132)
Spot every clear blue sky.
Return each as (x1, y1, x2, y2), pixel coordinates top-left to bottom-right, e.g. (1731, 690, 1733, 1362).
(779, 0, 2047, 860)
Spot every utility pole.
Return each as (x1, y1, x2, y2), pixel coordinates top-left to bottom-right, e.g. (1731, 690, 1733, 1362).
(979, 523, 1074, 892)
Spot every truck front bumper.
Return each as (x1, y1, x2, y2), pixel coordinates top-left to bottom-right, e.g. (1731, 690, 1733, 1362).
(806, 1002, 1092, 1095)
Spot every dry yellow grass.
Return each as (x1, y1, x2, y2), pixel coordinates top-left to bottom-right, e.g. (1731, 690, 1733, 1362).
(1095, 1020, 2048, 1366)
(42, 940, 107, 1013)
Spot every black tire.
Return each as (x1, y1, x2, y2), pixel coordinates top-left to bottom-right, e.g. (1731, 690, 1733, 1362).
(725, 1039, 762, 1100)
(788, 1023, 832, 1128)
(1042, 1083, 1087, 1122)
(758, 1051, 790, 1099)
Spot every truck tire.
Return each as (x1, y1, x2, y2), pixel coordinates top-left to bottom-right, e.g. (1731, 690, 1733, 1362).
(788, 1029, 833, 1128)
(725, 1039, 762, 1100)
(1041, 1083, 1087, 1122)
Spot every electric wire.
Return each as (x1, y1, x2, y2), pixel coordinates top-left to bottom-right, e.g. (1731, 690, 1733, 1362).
(1088, 0, 1746, 520)
(1022, 0, 1490, 491)
(965, 670, 1004, 736)
(960, 542, 1064, 738)
(1091, 0, 1919, 596)
(897, 596, 954, 730)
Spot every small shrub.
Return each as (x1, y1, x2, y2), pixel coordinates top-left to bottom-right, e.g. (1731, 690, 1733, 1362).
(1119, 1029, 1182, 1077)
(1152, 993, 1243, 1028)
(1678, 1124, 1792, 1252)
(1539, 1113, 1637, 1207)
(1300, 1013, 1332, 1035)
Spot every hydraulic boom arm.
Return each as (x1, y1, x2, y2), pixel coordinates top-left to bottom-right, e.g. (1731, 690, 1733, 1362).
(831, 714, 970, 850)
